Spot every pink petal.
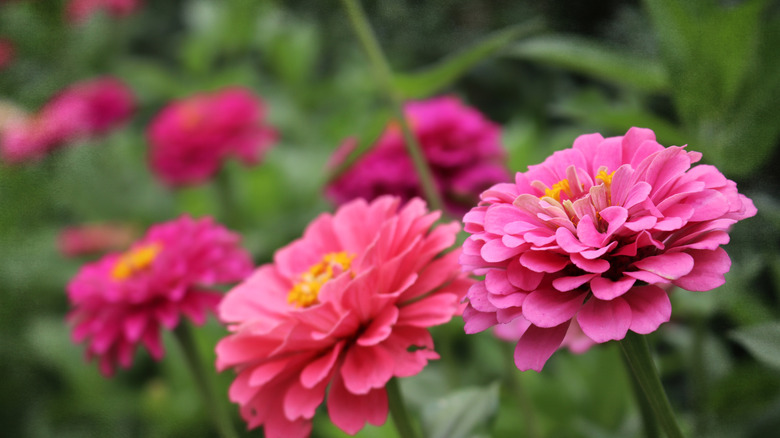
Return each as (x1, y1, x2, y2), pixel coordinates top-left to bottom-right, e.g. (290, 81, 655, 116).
(571, 252, 610, 273)
(519, 250, 569, 273)
(507, 258, 544, 291)
(340, 345, 394, 395)
(633, 252, 694, 280)
(481, 238, 523, 263)
(522, 290, 586, 328)
(513, 321, 570, 372)
(462, 305, 498, 334)
(327, 374, 388, 434)
(397, 293, 459, 328)
(555, 227, 590, 253)
(577, 297, 632, 343)
(552, 273, 598, 291)
(284, 377, 328, 421)
(300, 341, 345, 388)
(623, 285, 671, 334)
(590, 276, 636, 300)
(358, 306, 399, 346)
(673, 248, 731, 291)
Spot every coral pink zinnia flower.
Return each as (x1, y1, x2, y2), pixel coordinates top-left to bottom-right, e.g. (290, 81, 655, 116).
(216, 196, 472, 438)
(148, 88, 278, 187)
(326, 96, 510, 216)
(58, 223, 137, 257)
(67, 216, 253, 376)
(460, 127, 756, 372)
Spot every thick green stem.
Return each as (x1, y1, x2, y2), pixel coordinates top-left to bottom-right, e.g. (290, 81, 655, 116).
(622, 351, 661, 438)
(619, 332, 684, 438)
(386, 377, 420, 438)
(502, 343, 541, 438)
(339, 0, 445, 213)
(173, 323, 239, 438)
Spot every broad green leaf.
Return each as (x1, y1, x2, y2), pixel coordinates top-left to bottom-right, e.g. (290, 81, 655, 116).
(730, 322, 780, 370)
(422, 382, 500, 438)
(507, 35, 669, 92)
(394, 20, 543, 99)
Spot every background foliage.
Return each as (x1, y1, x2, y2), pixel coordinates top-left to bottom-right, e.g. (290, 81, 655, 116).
(1, 0, 779, 437)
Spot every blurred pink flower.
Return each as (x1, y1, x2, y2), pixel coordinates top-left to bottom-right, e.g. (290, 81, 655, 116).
(0, 77, 135, 164)
(216, 196, 472, 438)
(0, 38, 14, 70)
(67, 216, 253, 376)
(58, 223, 137, 257)
(461, 127, 756, 371)
(326, 96, 510, 216)
(148, 88, 278, 187)
(66, 0, 142, 24)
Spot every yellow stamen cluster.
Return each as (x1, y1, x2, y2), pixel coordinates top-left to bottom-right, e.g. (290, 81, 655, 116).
(288, 252, 354, 308)
(111, 243, 162, 281)
(544, 179, 572, 203)
(596, 169, 616, 187)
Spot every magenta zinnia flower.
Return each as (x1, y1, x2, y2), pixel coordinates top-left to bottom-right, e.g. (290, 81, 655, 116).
(148, 88, 278, 187)
(326, 96, 510, 216)
(66, 0, 142, 24)
(461, 127, 756, 371)
(67, 216, 253, 376)
(216, 196, 472, 438)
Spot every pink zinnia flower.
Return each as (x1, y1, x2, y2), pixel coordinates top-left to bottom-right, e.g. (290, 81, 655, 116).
(67, 216, 253, 376)
(58, 223, 137, 257)
(461, 127, 756, 372)
(66, 0, 142, 24)
(326, 96, 510, 216)
(216, 196, 472, 438)
(0, 77, 135, 164)
(148, 88, 278, 187)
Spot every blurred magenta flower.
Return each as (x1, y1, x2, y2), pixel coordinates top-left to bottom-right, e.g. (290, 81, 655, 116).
(0, 76, 135, 164)
(0, 38, 14, 70)
(460, 127, 756, 371)
(66, 0, 142, 24)
(58, 223, 137, 257)
(67, 216, 253, 376)
(216, 196, 472, 438)
(148, 88, 278, 187)
(326, 96, 510, 216)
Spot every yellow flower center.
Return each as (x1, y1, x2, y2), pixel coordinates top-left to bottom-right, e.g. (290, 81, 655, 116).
(596, 169, 616, 187)
(111, 243, 162, 281)
(544, 179, 572, 203)
(288, 252, 354, 308)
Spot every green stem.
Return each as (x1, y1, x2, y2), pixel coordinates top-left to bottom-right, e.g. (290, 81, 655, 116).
(619, 332, 684, 438)
(173, 322, 239, 438)
(339, 0, 445, 213)
(502, 343, 541, 438)
(386, 377, 420, 438)
(622, 350, 660, 438)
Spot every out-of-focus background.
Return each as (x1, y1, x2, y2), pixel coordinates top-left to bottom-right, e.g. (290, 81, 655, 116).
(1, 0, 779, 437)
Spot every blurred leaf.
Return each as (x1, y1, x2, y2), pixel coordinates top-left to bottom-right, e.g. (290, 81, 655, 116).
(551, 89, 687, 146)
(421, 382, 500, 438)
(507, 35, 669, 92)
(394, 20, 543, 99)
(731, 322, 780, 371)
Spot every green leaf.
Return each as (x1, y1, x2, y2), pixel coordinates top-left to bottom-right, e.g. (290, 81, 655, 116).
(730, 322, 780, 371)
(393, 20, 543, 99)
(507, 35, 669, 92)
(421, 382, 500, 438)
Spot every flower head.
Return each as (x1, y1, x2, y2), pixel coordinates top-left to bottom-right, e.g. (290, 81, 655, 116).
(67, 216, 253, 376)
(460, 127, 756, 371)
(216, 196, 472, 438)
(326, 96, 510, 216)
(148, 88, 278, 187)
(0, 77, 135, 164)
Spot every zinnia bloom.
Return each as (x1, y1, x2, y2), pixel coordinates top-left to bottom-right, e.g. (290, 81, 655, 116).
(67, 216, 253, 376)
(460, 127, 756, 371)
(326, 96, 509, 216)
(66, 0, 142, 24)
(148, 88, 278, 186)
(58, 223, 137, 257)
(0, 77, 135, 164)
(216, 196, 472, 438)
